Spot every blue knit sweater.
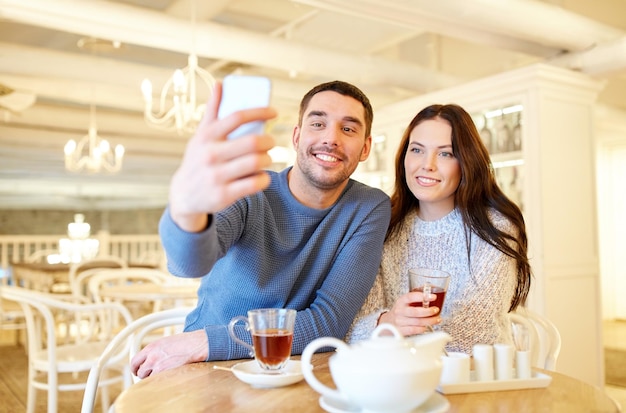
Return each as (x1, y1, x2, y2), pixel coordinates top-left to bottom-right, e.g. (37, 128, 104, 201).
(159, 167, 390, 361)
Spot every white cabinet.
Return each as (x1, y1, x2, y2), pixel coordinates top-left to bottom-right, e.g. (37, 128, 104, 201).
(370, 64, 605, 386)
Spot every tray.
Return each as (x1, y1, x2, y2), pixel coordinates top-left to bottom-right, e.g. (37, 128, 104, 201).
(437, 370, 552, 394)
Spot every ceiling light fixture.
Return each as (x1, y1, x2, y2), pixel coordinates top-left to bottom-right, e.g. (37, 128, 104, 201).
(64, 103, 124, 174)
(141, 1, 215, 134)
(141, 54, 215, 134)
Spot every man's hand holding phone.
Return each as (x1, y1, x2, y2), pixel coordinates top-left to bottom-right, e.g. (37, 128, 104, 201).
(218, 75, 272, 139)
(169, 76, 276, 232)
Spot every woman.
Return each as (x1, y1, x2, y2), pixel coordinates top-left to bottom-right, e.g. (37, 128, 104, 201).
(346, 104, 531, 353)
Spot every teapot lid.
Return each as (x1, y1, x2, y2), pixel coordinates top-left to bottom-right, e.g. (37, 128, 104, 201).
(331, 324, 450, 373)
(354, 323, 410, 350)
(350, 323, 451, 352)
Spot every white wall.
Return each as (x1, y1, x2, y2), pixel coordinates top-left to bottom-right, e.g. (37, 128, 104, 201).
(595, 105, 626, 320)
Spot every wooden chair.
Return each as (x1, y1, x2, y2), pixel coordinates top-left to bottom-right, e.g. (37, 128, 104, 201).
(509, 308, 562, 371)
(0, 286, 133, 413)
(81, 307, 193, 413)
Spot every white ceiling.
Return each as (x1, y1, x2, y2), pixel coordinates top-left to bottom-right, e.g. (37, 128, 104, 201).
(1, 0, 625, 210)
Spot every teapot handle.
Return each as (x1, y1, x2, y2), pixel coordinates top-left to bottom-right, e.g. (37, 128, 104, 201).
(372, 323, 403, 339)
(301, 337, 350, 402)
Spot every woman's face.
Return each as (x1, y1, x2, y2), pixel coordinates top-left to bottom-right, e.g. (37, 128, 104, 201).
(404, 117, 461, 220)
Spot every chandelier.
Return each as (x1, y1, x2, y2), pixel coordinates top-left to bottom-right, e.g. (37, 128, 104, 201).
(141, 53, 216, 134)
(64, 104, 124, 174)
(56, 214, 99, 264)
(141, 0, 215, 134)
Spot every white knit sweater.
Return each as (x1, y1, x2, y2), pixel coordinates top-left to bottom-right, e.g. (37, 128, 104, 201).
(345, 207, 517, 353)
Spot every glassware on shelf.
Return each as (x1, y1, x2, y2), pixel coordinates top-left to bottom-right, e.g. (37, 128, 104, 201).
(472, 103, 524, 211)
(495, 117, 511, 154)
(511, 112, 522, 151)
(478, 115, 494, 154)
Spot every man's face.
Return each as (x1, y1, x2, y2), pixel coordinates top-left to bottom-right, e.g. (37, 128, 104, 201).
(292, 91, 371, 190)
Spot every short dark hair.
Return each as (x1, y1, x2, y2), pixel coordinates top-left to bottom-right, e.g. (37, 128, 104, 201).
(298, 81, 373, 137)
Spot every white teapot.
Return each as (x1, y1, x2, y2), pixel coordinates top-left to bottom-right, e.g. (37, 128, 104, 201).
(301, 324, 450, 413)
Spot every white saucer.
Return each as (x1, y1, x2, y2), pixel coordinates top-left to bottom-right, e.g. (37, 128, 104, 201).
(230, 360, 304, 388)
(319, 392, 450, 413)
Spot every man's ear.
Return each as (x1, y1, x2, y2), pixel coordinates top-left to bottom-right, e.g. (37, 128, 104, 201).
(292, 125, 301, 148)
(359, 135, 373, 162)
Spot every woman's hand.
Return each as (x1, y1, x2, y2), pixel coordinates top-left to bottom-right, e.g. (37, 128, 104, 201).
(378, 290, 442, 336)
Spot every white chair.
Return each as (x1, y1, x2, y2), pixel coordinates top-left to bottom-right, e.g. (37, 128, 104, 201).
(81, 307, 193, 413)
(0, 286, 133, 413)
(71, 267, 113, 301)
(0, 291, 26, 345)
(87, 268, 171, 294)
(509, 307, 562, 371)
(0, 270, 26, 346)
(26, 248, 62, 264)
(68, 256, 128, 298)
(135, 249, 166, 270)
(86, 268, 172, 316)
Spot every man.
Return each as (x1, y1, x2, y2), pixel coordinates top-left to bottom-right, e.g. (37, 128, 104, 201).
(131, 80, 390, 378)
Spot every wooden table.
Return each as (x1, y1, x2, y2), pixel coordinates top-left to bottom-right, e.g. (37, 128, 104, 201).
(11, 262, 70, 292)
(11, 262, 158, 293)
(99, 282, 198, 315)
(99, 283, 198, 302)
(113, 352, 620, 413)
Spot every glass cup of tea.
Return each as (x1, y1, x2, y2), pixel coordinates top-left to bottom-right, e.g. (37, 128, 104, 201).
(408, 268, 451, 311)
(228, 308, 296, 373)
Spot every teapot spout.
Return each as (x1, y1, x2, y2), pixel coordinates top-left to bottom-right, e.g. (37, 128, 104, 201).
(408, 331, 451, 359)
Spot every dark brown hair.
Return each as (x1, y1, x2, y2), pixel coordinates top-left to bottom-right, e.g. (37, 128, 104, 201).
(389, 103, 531, 311)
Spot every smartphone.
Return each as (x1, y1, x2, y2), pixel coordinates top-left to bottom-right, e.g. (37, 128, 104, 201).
(218, 74, 272, 139)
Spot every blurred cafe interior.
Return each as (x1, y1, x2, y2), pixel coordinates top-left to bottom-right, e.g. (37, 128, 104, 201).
(0, 0, 625, 411)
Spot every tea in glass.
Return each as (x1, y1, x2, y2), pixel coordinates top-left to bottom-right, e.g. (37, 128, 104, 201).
(408, 268, 451, 311)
